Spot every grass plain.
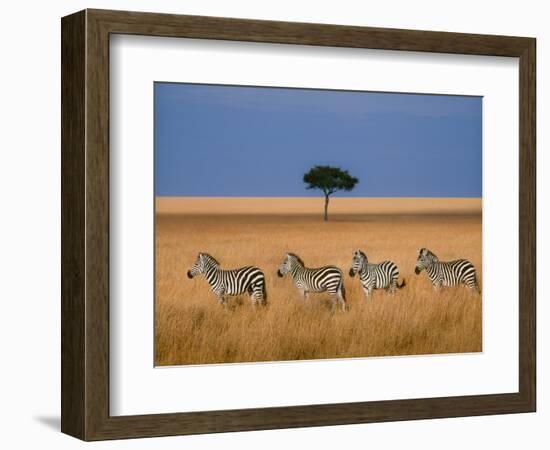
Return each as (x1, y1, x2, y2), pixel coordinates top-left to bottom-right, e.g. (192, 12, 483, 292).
(155, 197, 482, 366)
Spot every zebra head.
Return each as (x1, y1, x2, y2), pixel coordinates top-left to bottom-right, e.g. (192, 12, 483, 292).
(187, 252, 218, 279)
(415, 248, 438, 274)
(277, 253, 302, 277)
(349, 250, 367, 277)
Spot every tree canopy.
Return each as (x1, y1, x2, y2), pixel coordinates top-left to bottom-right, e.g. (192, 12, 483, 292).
(303, 166, 359, 220)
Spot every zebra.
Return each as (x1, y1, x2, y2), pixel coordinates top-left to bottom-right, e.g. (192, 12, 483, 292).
(414, 248, 480, 292)
(277, 253, 346, 311)
(349, 250, 405, 298)
(187, 252, 267, 307)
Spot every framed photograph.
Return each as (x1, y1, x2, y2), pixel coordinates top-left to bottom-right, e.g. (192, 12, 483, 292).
(61, 9, 536, 441)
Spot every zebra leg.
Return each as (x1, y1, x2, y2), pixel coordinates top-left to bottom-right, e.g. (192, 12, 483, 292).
(250, 279, 267, 306)
(337, 290, 346, 312)
(329, 292, 340, 312)
(249, 291, 258, 308)
(254, 287, 265, 306)
(251, 284, 266, 307)
(299, 289, 309, 302)
(363, 286, 372, 299)
(259, 281, 268, 306)
(215, 289, 226, 307)
(388, 280, 397, 294)
(247, 284, 257, 307)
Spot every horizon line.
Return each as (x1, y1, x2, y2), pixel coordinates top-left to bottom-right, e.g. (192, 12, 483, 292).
(155, 195, 483, 199)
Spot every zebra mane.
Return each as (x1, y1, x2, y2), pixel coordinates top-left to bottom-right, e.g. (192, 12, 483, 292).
(420, 248, 438, 261)
(200, 252, 220, 266)
(287, 253, 305, 266)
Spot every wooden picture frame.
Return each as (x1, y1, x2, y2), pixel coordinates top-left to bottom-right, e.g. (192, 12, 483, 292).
(61, 9, 536, 441)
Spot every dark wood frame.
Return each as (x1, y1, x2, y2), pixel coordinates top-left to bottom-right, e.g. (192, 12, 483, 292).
(61, 9, 536, 441)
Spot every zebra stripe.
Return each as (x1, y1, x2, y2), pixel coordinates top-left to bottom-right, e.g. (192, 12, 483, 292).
(187, 253, 267, 306)
(349, 250, 405, 298)
(277, 253, 346, 311)
(415, 248, 480, 292)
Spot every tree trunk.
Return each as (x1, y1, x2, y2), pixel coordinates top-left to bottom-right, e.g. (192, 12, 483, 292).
(324, 195, 329, 221)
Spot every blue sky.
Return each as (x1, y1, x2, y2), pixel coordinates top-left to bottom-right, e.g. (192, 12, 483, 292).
(155, 83, 482, 197)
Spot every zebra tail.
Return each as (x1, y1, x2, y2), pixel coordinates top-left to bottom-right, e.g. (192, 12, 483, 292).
(340, 280, 347, 301)
(397, 278, 406, 289)
(473, 271, 481, 294)
(262, 278, 268, 304)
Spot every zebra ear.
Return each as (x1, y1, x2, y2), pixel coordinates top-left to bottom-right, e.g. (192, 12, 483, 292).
(420, 248, 427, 255)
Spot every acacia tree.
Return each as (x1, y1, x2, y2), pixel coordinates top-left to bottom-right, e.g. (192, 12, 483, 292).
(303, 165, 359, 221)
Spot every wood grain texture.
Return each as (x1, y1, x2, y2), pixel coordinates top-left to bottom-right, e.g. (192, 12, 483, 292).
(61, 10, 86, 439)
(85, 10, 111, 439)
(88, 8, 532, 56)
(61, 8, 536, 441)
(518, 39, 536, 409)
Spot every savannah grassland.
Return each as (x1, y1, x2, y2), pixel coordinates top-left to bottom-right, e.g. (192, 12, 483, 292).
(155, 197, 482, 366)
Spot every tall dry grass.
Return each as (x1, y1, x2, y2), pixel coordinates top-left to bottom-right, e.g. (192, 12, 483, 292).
(155, 200, 482, 366)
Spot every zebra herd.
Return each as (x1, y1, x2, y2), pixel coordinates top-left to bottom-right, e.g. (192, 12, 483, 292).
(187, 248, 480, 310)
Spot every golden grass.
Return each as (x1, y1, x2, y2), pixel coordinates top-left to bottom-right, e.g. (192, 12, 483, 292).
(155, 198, 482, 366)
(156, 196, 482, 215)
